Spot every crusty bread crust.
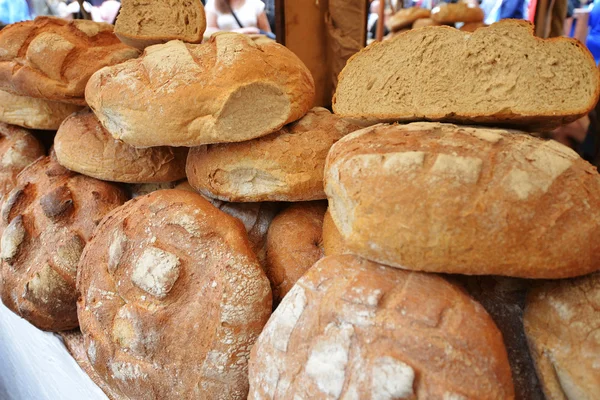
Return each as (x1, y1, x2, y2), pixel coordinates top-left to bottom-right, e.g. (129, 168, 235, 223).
(0, 90, 82, 130)
(387, 7, 431, 31)
(322, 209, 351, 256)
(431, 2, 484, 23)
(249, 255, 514, 399)
(0, 17, 139, 105)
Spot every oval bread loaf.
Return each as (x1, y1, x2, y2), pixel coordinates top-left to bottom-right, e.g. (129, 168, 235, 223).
(77, 190, 272, 399)
(249, 255, 514, 399)
(431, 2, 485, 23)
(324, 122, 600, 278)
(387, 7, 431, 31)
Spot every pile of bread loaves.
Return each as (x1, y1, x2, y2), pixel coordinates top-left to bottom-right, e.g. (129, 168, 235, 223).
(387, 3, 486, 36)
(0, 2, 599, 398)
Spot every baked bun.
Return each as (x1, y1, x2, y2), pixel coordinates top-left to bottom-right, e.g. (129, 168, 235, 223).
(460, 21, 487, 32)
(249, 255, 514, 399)
(187, 107, 361, 202)
(265, 202, 326, 305)
(411, 18, 442, 29)
(115, 0, 206, 49)
(0, 156, 127, 331)
(0, 17, 139, 105)
(86, 33, 315, 147)
(55, 110, 187, 183)
(77, 190, 272, 399)
(431, 2, 485, 23)
(524, 273, 600, 399)
(387, 7, 431, 31)
(0, 123, 45, 201)
(322, 209, 350, 256)
(325, 122, 600, 278)
(0, 90, 82, 130)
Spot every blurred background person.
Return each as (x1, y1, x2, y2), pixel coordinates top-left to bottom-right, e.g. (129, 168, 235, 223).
(0, 0, 31, 25)
(205, 0, 272, 36)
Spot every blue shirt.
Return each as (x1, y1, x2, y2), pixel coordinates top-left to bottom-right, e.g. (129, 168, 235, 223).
(0, 0, 31, 25)
(587, 0, 600, 63)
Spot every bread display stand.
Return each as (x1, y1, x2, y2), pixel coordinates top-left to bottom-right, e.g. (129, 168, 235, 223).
(0, 302, 107, 400)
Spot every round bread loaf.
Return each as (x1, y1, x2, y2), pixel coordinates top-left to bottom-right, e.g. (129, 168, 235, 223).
(249, 254, 514, 399)
(524, 273, 600, 399)
(187, 107, 361, 202)
(460, 22, 487, 32)
(0, 90, 82, 130)
(265, 202, 326, 305)
(322, 209, 350, 256)
(129, 181, 180, 198)
(431, 3, 484, 23)
(0, 123, 45, 202)
(55, 110, 188, 183)
(325, 122, 600, 278)
(77, 190, 272, 399)
(86, 33, 315, 147)
(0, 156, 127, 331)
(387, 7, 431, 31)
(412, 17, 442, 29)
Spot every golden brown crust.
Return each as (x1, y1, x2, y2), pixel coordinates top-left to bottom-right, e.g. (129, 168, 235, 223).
(249, 255, 515, 399)
(460, 21, 487, 32)
(325, 122, 600, 278)
(524, 273, 600, 400)
(0, 156, 127, 331)
(265, 201, 326, 306)
(186, 107, 362, 202)
(411, 18, 442, 29)
(0, 17, 139, 105)
(77, 189, 272, 399)
(387, 7, 431, 31)
(322, 209, 351, 256)
(54, 110, 188, 183)
(86, 33, 315, 147)
(431, 2, 484, 23)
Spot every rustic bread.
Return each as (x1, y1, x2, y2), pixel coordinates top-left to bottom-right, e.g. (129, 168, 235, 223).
(86, 33, 315, 147)
(187, 107, 361, 202)
(129, 182, 179, 198)
(249, 255, 514, 399)
(115, 0, 206, 49)
(77, 190, 272, 399)
(54, 110, 187, 183)
(265, 202, 326, 306)
(0, 156, 127, 331)
(431, 2, 485, 23)
(387, 7, 431, 31)
(460, 21, 487, 32)
(0, 123, 45, 202)
(322, 209, 350, 256)
(334, 20, 600, 128)
(0, 17, 139, 105)
(412, 18, 441, 29)
(324, 122, 600, 278)
(524, 273, 600, 400)
(0, 90, 82, 130)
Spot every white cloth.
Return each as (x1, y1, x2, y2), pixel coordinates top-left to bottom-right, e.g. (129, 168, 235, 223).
(205, 0, 265, 30)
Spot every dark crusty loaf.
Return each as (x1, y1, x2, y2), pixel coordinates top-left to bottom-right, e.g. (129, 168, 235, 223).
(431, 2, 484, 23)
(86, 33, 315, 147)
(333, 20, 600, 129)
(0, 90, 82, 130)
(249, 255, 514, 399)
(186, 107, 362, 202)
(55, 110, 187, 183)
(324, 122, 600, 278)
(0, 156, 127, 331)
(77, 190, 272, 399)
(0, 17, 139, 105)
(524, 273, 600, 399)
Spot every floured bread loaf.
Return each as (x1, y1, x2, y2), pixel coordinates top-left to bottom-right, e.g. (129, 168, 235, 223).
(0, 123, 45, 202)
(0, 17, 139, 105)
(387, 7, 431, 31)
(115, 0, 206, 49)
(77, 190, 272, 399)
(324, 122, 600, 278)
(265, 202, 326, 305)
(55, 110, 187, 183)
(431, 2, 484, 23)
(0, 90, 82, 130)
(0, 156, 127, 331)
(322, 209, 350, 256)
(524, 273, 600, 400)
(86, 33, 315, 147)
(334, 20, 599, 128)
(187, 107, 361, 201)
(249, 255, 514, 399)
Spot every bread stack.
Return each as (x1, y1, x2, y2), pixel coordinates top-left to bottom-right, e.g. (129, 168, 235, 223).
(1, 9, 599, 400)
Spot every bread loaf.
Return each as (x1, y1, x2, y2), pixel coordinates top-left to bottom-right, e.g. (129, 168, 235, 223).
(187, 107, 361, 202)
(0, 90, 82, 130)
(77, 190, 272, 399)
(387, 7, 431, 31)
(86, 33, 315, 147)
(524, 273, 600, 399)
(0, 156, 127, 331)
(55, 110, 187, 183)
(265, 202, 326, 305)
(431, 2, 485, 23)
(460, 21, 487, 32)
(411, 18, 441, 29)
(115, 0, 206, 49)
(249, 255, 514, 399)
(0, 123, 45, 201)
(334, 20, 599, 128)
(322, 209, 350, 256)
(128, 182, 179, 198)
(324, 122, 600, 278)
(0, 17, 139, 105)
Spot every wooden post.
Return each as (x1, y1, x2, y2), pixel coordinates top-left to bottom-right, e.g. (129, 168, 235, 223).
(275, 0, 286, 45)
(376, 0, 386, 41)
(77, 0, 92, 20)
